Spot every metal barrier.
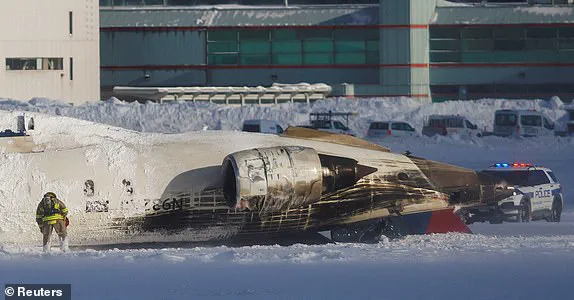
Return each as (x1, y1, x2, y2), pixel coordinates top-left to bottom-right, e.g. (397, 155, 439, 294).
(112, 83, 332, 105)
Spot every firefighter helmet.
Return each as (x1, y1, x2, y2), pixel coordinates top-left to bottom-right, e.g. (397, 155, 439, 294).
(43, 192, 57, 199)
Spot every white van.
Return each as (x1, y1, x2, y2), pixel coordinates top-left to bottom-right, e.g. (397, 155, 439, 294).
(306, 112, 356, 136)
(367, 121, 416, 138)
(493, 110, 554, 137)
(242, 119, 284, 134)
(422, 115, 482, 137)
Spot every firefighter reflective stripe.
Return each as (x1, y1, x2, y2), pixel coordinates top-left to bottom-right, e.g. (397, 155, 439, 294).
(42, 214, 64, 222)
(52, 203, 68, 214)
(37, 199, 68, 225)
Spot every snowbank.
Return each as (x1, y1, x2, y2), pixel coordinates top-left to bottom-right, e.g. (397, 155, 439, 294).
(2, 219, 574, 300)
(0, 97, 570, 134)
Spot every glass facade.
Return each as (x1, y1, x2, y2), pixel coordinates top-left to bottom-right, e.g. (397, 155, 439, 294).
(100, 0, 377, 6)
(206, 28, 379, 66)
(429, 26, 574, 63)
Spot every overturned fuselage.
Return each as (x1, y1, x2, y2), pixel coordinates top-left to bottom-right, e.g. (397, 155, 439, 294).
(137, 128, 508, 243)
(1, 126, 508, 246)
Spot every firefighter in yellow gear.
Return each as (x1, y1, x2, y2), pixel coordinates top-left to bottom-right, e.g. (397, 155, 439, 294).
(36, 192, 69, 252)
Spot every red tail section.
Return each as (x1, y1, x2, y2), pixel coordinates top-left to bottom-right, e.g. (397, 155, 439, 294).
(425, 209, 471, 234)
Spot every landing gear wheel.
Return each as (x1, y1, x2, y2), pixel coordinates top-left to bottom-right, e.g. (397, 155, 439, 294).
(549, 198, 562, 223)
(518, 199, 531, 223)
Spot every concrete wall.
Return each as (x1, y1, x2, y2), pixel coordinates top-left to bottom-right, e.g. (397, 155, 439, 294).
(100, 30, 205, 87)
(379, 0, 435, 100)
(431, 67, 574, 85)
(0, 0, 100, 104)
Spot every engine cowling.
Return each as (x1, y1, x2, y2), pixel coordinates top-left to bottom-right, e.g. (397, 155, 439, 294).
(222, 146, 324, 213)
(222, 146, 378, 214)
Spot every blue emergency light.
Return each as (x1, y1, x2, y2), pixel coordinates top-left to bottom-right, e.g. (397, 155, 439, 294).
(493, 162, 531, 168)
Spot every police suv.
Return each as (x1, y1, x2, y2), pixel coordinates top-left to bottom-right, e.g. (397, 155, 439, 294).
(463, 163, 563, 224)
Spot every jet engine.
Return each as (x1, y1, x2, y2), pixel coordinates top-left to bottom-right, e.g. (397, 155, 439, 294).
(222, 146, 376, 213)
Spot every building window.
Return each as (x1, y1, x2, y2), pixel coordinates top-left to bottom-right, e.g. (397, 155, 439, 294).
(493, 40, 525, 51)
(431, 25, 574, 63)
(206, 28, 379, 66)
(70, 57, 74, 80)
(5, 58, 64, 70)
(69, 11, 73, 35)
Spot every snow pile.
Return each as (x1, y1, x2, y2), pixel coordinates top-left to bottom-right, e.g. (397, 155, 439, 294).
(1, 228, 574, 263)
(514, 6, 574, 17)
(0, 97, 570, 134)
(1, 216, 574, 300)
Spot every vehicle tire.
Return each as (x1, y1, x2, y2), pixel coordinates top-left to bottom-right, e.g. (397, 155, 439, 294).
(476, 132, 482, 138)
(518, 199, 531, 223)
(549, 197, 562, 223)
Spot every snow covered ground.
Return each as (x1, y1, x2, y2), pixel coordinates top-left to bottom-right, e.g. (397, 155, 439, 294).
(1, 214, 574, 300)
(1, 96, 573, 299)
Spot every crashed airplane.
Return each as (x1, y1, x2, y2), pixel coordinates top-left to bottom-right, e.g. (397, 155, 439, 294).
(1, 123, 512, 246)
(136, 127, 512, 244)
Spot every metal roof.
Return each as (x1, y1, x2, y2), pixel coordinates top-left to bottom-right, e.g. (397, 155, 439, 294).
(100, 2, 574, 28)
(433, 4, 574, 25)
(100, 5, 379, 27)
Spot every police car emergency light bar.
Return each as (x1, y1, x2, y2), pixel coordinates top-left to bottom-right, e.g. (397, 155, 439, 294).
(493, 162, 532, 168)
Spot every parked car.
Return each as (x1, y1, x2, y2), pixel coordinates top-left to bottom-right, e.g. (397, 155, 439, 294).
(242, 119, 283, 134)
(306, 111, 355, 136)
(367, 121, 416, 138)
(493, 109, 554, 137)
(422, 115, 482, 137)
(460, 163, 563, 224)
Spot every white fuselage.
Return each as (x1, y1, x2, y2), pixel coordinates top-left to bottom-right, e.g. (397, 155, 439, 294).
(1, 130, 446, 246)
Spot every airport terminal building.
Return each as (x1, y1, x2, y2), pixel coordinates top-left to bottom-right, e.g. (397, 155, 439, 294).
(0, 1, 100, 104)
(100, 0, 574, 102)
